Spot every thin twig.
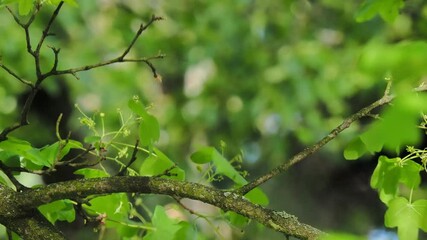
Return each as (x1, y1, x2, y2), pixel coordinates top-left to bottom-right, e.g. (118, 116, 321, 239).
(51, 54, 165, 79)
(48, 46, 61, 73)
(35, 2, 63, 55)
(0, 3, 63, 141)
(56, 145, 95, 166)
(45, 15, 164, 79)
(117, 140, 140, 176)
(7, 5, 41, 55)
(119, 15, 163, 60)
(5, 7, 23, 27)
(0, 63, 33, 87)
(0, 87, 39, 141)
(237, 89, 396, 195)
(34, 1, 64, 81)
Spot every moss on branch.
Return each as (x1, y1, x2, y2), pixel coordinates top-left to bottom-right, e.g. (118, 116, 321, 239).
(0, 176, 322, 239)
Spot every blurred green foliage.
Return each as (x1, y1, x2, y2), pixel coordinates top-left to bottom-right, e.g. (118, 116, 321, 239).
(2, 0, 427, 239)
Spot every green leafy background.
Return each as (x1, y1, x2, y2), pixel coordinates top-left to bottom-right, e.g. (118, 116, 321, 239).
(1, 0, 427, 239)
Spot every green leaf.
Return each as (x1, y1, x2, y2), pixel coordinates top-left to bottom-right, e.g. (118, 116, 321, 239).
(139, 155, 167, 176)
(0, 0, 18, 8)
(0, 171, 13, 187)
(84, 135, 101, 144)
(0, 138, 81, 169)
(128, 97, 147, 117)
(190, 147, 247, 186)
(58, 140, 83, 159)
(143, 206, 183, 240)
(74, 168, 109, 178)
(226, 212, 249, 227)
(371, 156, 422, 204)
(128, 97, 160, 146)
(18, 0, 33, 15)
(371, 156, 401, 204)
(211, 148, 247, 185)
(58, 0, 77, 6)
(361, 94, 427, 154)
(39, 142, 60, 166)
(355, 0, 404, 23)
(245, 187, 269, 206)
(360, 41, 427, 82)
(190, 146, 269, 205)
(165, 167, 185, 181)
(1, 155, 20, 168)
(139, 148, 184, 180)
(0, 137, 33, 155)
(190, 147, 215, 164)
(42, 0, 78, 6)
(139, 114, 160, 146)
(0, 138, 45, 168)
(399, 160, 423, 189)
(86, 193, 130, 227)
(385, 197, 427, 240)
(343, 137, 368, 160)
(39, 200, 75, 224)
(174, 221, 198, 240)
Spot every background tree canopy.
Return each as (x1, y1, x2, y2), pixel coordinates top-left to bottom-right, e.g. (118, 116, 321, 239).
(1, 0, 427, 239)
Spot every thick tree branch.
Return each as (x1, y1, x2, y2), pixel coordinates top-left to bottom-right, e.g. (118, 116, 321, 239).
(0, 185, 65, 239)
(0, 177, 322, 239)
(0, 211, 66, 240)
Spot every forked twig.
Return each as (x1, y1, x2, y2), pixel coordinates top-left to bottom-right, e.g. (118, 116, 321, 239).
(45, 15, 165, 80)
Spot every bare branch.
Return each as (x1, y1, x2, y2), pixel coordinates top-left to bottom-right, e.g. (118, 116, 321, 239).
(239, 83, 427, 194)
(34, 2, 64, 81)
(0, 63, 33, 87)
(0, 87, 40, 141)
(237, 90, 396, 195)
(0, 3, 64, 141)
(5, 7, 24, 27)
(50, 54, 165, 79)
(47, 45, 61, 73)
(7, 3, 42, 55)
(119, 15, 163, 60)
(35, 2, 64, 55)
(43, 15, 165, 79)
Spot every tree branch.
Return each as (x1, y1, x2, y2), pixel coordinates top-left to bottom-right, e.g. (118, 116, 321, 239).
(3, 177, 322, 239)
(50, 54, 165, 79)
(0, 63, 33, 87)
(43, 15, 165, 80)
(119, 15, 163, 60)
(237, 83, 395, 195)
(34, 2, 64, 81)
(0, 86, 39, 142)
(0, 3, 63, 142)
(0, 185, 65, 239)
